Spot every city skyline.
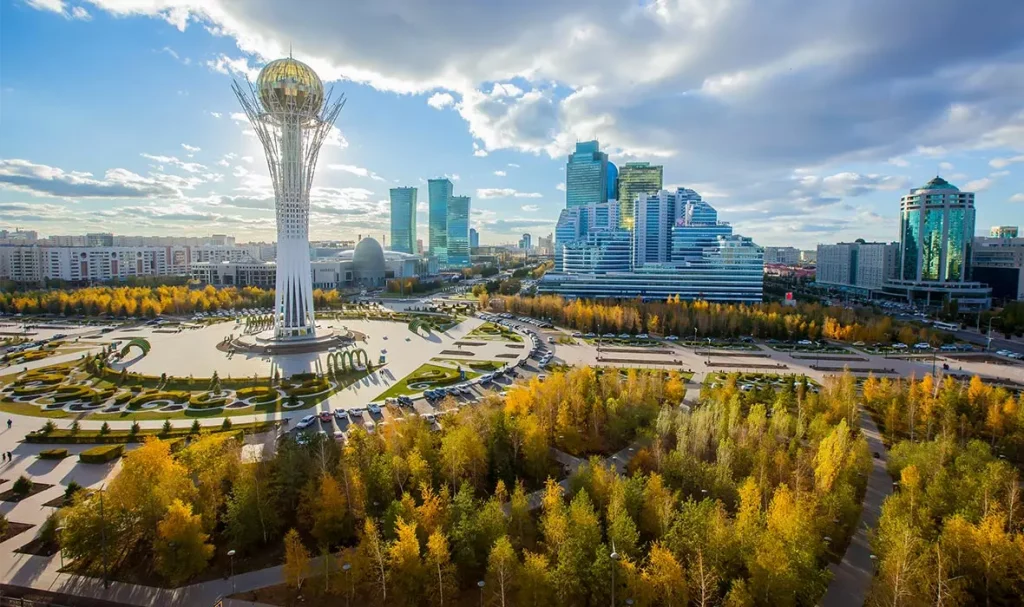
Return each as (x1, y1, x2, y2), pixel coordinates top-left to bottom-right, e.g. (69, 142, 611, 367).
(1, 1, 1023, 248)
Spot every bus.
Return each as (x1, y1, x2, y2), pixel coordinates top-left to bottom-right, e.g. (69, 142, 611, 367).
(932, 321, 961, 331)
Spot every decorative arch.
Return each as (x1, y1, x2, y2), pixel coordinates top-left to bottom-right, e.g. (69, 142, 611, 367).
(119, 337, 151, 358)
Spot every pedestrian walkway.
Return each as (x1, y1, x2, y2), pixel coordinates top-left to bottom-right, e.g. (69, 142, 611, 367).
(819, 409, 892, 607)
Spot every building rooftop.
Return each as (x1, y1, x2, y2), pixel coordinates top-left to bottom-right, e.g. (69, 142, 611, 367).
(917, 176, 960, 191)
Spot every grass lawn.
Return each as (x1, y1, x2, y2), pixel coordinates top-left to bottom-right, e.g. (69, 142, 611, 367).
(0, 400, 73, 419)
(466, 322, 523, 342)
(375, 363, 481, 400)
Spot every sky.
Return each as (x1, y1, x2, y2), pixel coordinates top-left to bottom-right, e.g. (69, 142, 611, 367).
(0, 0, 1023, 248)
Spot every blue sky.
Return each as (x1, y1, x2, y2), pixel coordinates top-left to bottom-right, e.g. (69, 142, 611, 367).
(1, 0, 1022, 248)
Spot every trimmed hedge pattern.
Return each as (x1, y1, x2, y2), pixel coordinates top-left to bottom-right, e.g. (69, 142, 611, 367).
(38, 448, 69, 460)
(79, 445, 123, 464)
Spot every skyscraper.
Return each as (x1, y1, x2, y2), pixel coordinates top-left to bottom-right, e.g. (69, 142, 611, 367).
(233, 56, 344, 340)
(882, 176, 990, 309)
(617, 162, 663, 230)
(634, 191, 677, 266)
(389, 187, 417, 254)
(428, 178, 453, 264)
(469, 228, 479, 250)
(446, 195, 471, 268)
(565, 140, 608, 209)
(607, 161, 618, 201)
(519, 233, 532, 250)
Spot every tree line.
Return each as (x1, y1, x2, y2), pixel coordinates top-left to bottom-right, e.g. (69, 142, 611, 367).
(494, 295, 948, 344)
(0, 285, 345, 317)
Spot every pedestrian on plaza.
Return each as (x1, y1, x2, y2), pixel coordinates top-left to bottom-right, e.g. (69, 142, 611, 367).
(6, 419, 10, 430)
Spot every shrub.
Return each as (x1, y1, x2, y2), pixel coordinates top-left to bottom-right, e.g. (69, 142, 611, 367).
(64, 481, 82, 502)
(166, 438, 186, 453)
(12, 475, 33, 498)
(0, 513, 7, 538)
(190, 419, 201, 434)
(162, 419, 172, 435)
(99, 422, 110, 435)
(130, 422, 141, 435)
(70, 420, 80, 434)
(38, 448, 69, 460)
(41, 421, 56, 434)
(79, 445, 123, 464)
(39, 511, 60, 546)
(221, 418, 232, 431)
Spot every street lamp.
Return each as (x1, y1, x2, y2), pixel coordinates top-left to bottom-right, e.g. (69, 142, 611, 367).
(706, 337, 712, 366)
(610, 550, 620, 607)
(343, 562, 352, 607)
(227, 549, 236, 595)
(56, 526, 65, 571)
(478, 580, 486, 607)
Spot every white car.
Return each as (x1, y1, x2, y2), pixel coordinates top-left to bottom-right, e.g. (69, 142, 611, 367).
(913, 342, 931, 350)
(797, 340, 813, 346)
(296, 415, 317, 429)
(666, 335, 679, 341)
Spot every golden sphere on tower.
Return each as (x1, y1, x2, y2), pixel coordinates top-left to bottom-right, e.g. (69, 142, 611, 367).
(256, 57, 324, 117)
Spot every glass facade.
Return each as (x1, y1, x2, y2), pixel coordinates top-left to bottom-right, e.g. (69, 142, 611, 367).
(946, 207, 966, 281)
(607, 162, 618, 200)
(446, 195, 471, 268)
(388, 187, 417, 254)
(922, 208, 943, 280)
(901, 209, 920, 280)
(427, 178, 452, 264)
(617, 162, 663, 230)
(561, 230, 633, 274)
(565, 140, 608, 209)
(469, 228, 479, 250)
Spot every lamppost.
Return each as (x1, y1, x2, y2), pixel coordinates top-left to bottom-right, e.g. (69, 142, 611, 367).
(706, 337, 712, 366)
(56, 526, 65, 571)
(342, 562, 352, 607)
(227, 549, 236, 595)
(477, 580, 485, 607)
(610, 549, 620, 607)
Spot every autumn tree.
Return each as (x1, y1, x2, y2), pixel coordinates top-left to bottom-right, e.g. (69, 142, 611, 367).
(283, 528, 311, 590)
(153, 499, 213, 585)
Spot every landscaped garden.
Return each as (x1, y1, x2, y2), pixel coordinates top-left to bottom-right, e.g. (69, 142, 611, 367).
(375, 362, 481, 400)
(466, 322, 523, 342)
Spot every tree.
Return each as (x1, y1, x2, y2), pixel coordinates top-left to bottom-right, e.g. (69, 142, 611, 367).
(358, 518, 389, 603)
(518, 550, 554, 606)
(388, 517, 423, 606)
(225, 462, 280, 551)
(643, 542, 687, 606)
(425, 529, 457, 607)
(486, 536, 518, 607)
(300, 472, 348, 548)
(153, 499, 213, 585)
(283, 528, 311, 590)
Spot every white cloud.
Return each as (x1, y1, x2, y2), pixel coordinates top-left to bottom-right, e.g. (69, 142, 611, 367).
(205, 54, 260, 81)
(990, 155, 1024, 169)
(241, 156, 254, 163)
(521, 204, 540, 212)
(476, 188, 543, 199)
(25, 0, 65, 14)
(939, 162, 955, 172)
(328, 164, 386, 182)
(964, 178, 993, 192)
(446, 173, 461, 181)
(507, 163, 520, 168)
(472, 142, 488, 157)
(887, 157, 910, 167)
(181, 143, 201, 155)
(70, 5, 90, 20)
(555, 182, 566, 192)
(209, 111, 222, 119)
(140, 153, 207, 174)
(1011, 193, 1024, 203)
(427, 92, 455, 110)
(0, 158, 190, 199)
(493, 170, 506, 177)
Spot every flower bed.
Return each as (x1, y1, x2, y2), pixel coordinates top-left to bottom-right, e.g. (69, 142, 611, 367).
(188, 392, 231, 409)
(128, 390, 189, 409)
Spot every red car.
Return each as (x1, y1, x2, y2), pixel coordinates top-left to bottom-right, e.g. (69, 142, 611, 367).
(318, 411, 332, 423)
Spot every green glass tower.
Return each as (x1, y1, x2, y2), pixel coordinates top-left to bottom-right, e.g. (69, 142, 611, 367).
(389, 187, 417, 254)
(565, 140, 608, 209)
(617, 162, 663, 230)
(447, 195, 471, 267)
(428, 178, 453, 264)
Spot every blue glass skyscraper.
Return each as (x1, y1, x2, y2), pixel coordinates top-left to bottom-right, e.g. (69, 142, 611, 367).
(389, 187, 417, 254)
(469, 228, 479, 250)
(428, 178, 453, 265)
(566, 140, 608, 209)
(446, 195, 471, 268)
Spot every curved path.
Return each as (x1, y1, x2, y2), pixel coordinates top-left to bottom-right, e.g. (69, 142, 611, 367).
(820, 408, 892, 607)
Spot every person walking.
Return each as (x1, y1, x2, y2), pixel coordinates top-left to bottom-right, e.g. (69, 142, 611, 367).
(6, 419, 10, 430)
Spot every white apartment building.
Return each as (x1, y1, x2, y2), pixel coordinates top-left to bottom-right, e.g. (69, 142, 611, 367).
(816, 241, 899, 292)
(763, 246, 801, 265)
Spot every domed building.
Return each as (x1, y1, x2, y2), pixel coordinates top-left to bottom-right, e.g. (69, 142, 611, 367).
(352, 237, 386, 287)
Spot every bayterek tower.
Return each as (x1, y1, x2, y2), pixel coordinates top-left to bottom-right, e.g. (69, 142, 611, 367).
(233, 56, 344, 341)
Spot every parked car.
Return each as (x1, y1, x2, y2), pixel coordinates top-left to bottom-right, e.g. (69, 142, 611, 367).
(368, 403, 381, 414)
(333, 409, 349, 421)
(318, 411, 333, 423)
(666, 335, 679, 341)
(296, 415, 317, 429)
(913, 342, 931, 350)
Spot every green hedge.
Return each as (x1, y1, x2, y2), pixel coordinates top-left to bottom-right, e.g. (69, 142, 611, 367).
(188, 393, 230, 409)
(38, 448, 69, 460)
(11, 385, 54, 397)
(128, 390, 189, 409)
(79, 445, 123, 464)
(24, 422, 273, 445)
(290, 382, 329, 397)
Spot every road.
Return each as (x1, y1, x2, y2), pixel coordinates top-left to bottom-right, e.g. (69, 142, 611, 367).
(820, 409, 891, 607)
